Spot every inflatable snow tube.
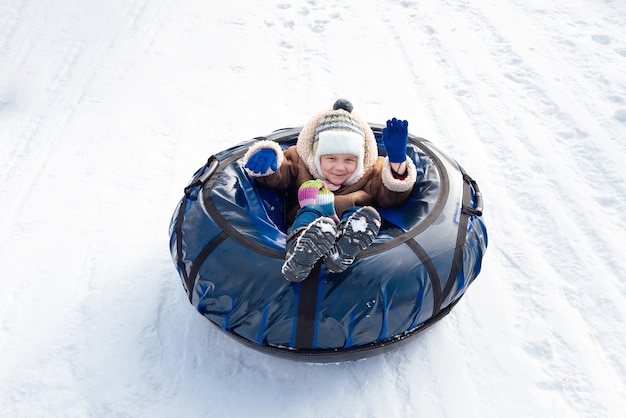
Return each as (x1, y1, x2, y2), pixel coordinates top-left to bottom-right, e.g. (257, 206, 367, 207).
(169, 124, 488, 362)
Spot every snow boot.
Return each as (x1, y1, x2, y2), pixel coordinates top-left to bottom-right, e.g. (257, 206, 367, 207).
(282, 217, 337, 282)
(324, 206, 381, 274)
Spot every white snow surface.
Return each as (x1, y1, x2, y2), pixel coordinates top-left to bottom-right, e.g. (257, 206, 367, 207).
(1, 0, 626, 417)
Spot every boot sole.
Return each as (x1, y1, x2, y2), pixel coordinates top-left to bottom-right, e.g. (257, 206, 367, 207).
(282, 217, 337, 282)
(325, 207, 381, 273)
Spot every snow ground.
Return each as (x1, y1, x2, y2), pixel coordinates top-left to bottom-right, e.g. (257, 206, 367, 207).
(1, 0, 625, 417)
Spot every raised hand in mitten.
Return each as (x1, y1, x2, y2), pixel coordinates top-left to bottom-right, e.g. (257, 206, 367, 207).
(382, 118, 409, 163)
(244, 148, 278, 174)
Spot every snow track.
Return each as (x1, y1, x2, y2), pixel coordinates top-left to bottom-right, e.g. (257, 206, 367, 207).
(1, 0, 625, 416)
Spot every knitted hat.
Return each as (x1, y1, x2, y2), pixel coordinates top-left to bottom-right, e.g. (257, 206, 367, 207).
(313, 99, 365, 185)
(296, 99, 378, 186)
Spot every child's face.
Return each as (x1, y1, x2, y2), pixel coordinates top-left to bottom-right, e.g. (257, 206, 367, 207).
(320, 154, 358, 185)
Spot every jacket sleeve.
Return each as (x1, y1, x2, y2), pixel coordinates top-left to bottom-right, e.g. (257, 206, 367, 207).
(370, 157, 418, 208)
(243, 144, 311, 190)
(380, 156, 418, 193)
(242, 140, 285, 177)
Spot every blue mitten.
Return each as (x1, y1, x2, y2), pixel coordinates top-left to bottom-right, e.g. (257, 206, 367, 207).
(382, 118, 409, 163)
(244, 148, 278, 174)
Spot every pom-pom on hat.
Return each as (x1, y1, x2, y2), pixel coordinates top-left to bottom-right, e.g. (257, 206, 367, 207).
(313, 99, 366, 185)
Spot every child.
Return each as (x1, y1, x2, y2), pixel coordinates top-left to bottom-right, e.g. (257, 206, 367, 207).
(243, 99, 418, 281)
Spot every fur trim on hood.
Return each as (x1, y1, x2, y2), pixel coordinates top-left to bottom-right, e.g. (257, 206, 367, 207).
(296, 101, 378, 186)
